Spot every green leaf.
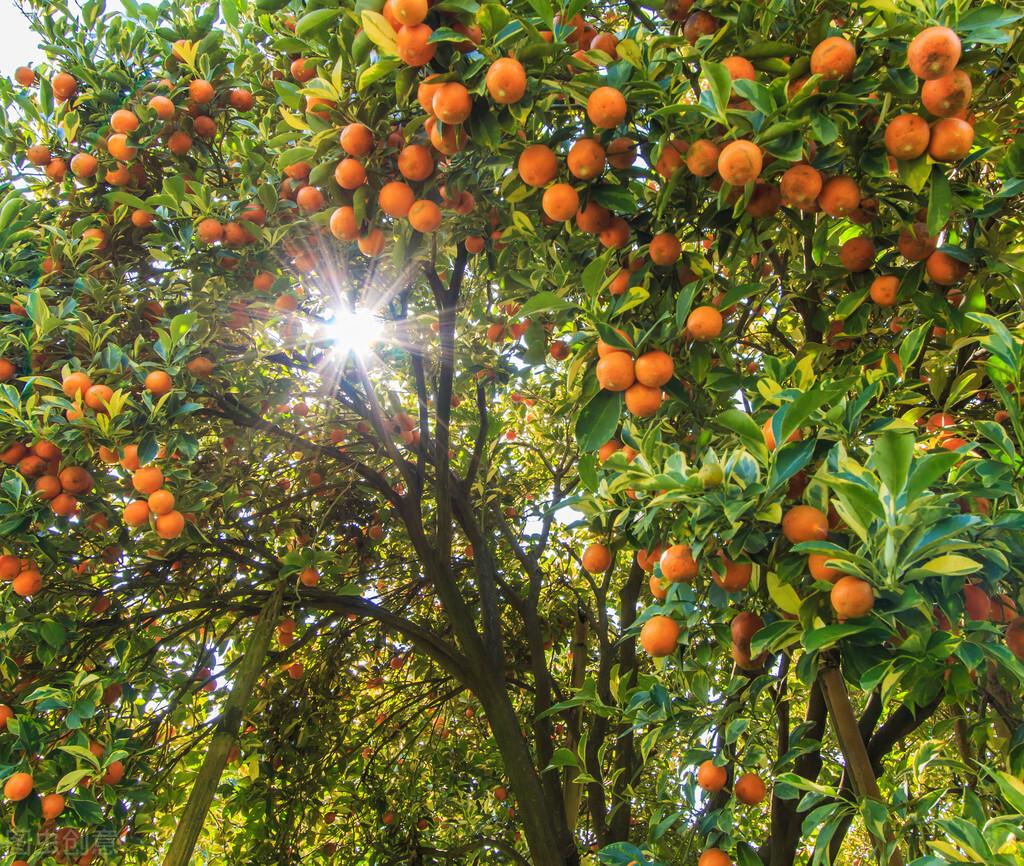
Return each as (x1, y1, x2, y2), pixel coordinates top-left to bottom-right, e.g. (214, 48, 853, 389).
(56, 768, 94, 792)
(918, 554, 980, 576)
(361, 10, 399, 55)
(927, 169, 952, 236)
(296, 8, 340, 37)
(222, 0, 238, 28)
(717, 409, 769, 460)
(701, 60, 731, 120)
(870, 431, 913, 496)
(803, 623, 868, 653)
(518, 291, 577, 318)
(897, 156, 931, 194)
(575, 390, 622, 452)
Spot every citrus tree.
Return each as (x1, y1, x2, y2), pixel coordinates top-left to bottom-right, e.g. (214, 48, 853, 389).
(0, 0, 1023, 864)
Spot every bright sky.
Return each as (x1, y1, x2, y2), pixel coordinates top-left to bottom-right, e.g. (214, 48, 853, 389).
(0, 0, 126, 77)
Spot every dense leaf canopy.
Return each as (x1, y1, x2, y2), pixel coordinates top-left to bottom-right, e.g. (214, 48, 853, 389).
(0, 0, 1023, 864)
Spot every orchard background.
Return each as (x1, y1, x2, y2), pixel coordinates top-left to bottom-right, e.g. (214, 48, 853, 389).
(0, 0, 1023, 864)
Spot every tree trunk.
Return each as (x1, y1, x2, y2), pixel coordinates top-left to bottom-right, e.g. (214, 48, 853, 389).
(162, 589, 281, 866)
(476, 676, 580, 866)
(818, 661, 904, 866)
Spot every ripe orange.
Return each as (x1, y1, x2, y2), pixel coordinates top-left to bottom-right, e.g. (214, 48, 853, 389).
(432, 82, 473, 124)
(607, 137, 637, 169)
(582, 542, 612, 574)
(782, 505, 829, 543)
(41, 792, 65, 819)
(898, 223, 937, 260)
(518, 144, 559, 187)
(196, 218, 223, 244)
(397, 144, 434, 181)
(596, 351, 635, 391)
(717, 140, 761, 186)
(649, 233, 681, 265)
(598, 216, 630, 249)
(26, 144, 50, 165)
(926, 250, 968, 285)
(155, 510, 185, 540)
(396, 23, 436, 66)
(133, 466, 164, 495)
(379, 181, 415, 218)
(639, 615, 680, 657)
(12, 569, 42, 595)
(687, 306, 723, 341)
(149, 95, 175, 119)
(884, 114, 930, 159)
(683, 10, 718, 44)
(70, 152, 98, 178)
(830, 575, 874, 620)
(124, 500, 150, 527)
(838, 236, 875, 272)
(541, 183, 580, 221)
(409, 200, 442, 232)
(296, 186, 324, 213)
(713, 554, 752, 591)
(59, 466, 93, 494)
(586, 86, 627, 128)
(52, 72, 77, 100)
(746, 182, 781, 218)
(780, 164, 823, 208)
(229, 88, 254, 111)
(808, 552, 844, 583)
(335, 158, 367, 189)
(4, 772, 33, 801)
(907, 26, 961, 80)
(567, 138, 606, 179)
(735, 772, 766, 805)
(660, 544, 697, 582)
(148, 489, 175, 517)
(393, 0, 427, 25)
(698, 849, 732, 866)
(869, 275, 899, 307)
(167, 130, 192, 156)
(686, 138, 720, 177)
(62, 370, 93, 398)
(188, 79, 215, 104)
(928, 117, 974, 162)
(14, 66, 34, 87)
(697, 760, 726, 792)
(625, 383, 662, 417)
(290, 57, 315, 82)
(110, 109, 139, 134)
(634, 351, 673, 387)
(576, 201, 611, 234)
(485, 57, 527, 104)
(358, 228, 385, 257)
(818, 175, 860, 217)
(921, 70, 972, 117)
(810, 36, 856, 80)
(330, 206, 359, 241)
(340, 122, 374, 157)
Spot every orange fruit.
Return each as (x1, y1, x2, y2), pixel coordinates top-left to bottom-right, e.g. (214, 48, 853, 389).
(782, 505, 829, 543)
(149, 95, 175, 119)
(639, 615, 680, 657)
(62, 371, 93, 398)
(70, 152, 98, 178)
(567, 138, 606, 179)
(52, 72, 77, 100)
(379, 181, 416, 218)
(167, 130, 192, 156)
(542, 183, 580, 221)
(586, 86, 627, 128)
(133, 466, 164, 495)
(330, 206, 360, 241)
(41, 792, 65, 819)
(396, 23, 436, 66)
(607, 137, 637, 169)
(838, 236, 875, 272)
(582, 542, 612, 574)
(358, 228, 385, 257)
(432, 82, 473, 124)
(869, 275, 900, 307)
(518, 144, 559, 187)
(921, 70, 972, 117)
(408, 200, 442, 232)
(624, 383, 662, 417)
(713, 554, 753, 591)
(830, 576, 874, 620)
(4, 772, 33, 801)
(595, 351, 635, 391)
(485, 57, 527, 104)
(188, 79, 215, 104)
(716, 140, 761, 186)
(155, 510, 185, 539)
(817, 175, 860, 217)
(634, 350, 673, 387)
(14, 66, 34, 87)
(397, 144, 434, 181)
(735, 773, 766, 805)
(780, 164, 823, 208)
(598, 216, 630, 249)
(928, 117, 974, 162)
(686, 138, 720, 177)
(123, 500, 150, 527)
(340, 123, 374, 157)
(576, 201, 611, 234)
(808, 552, 845, 583)
(687, 306, 723, 341)
(148, 489, 175, 516)
(810, 36, 856, 80)
(335, 158, 367, 189)
(393, 0, 427, 25)
(907, 26, 961, 80)
(649, 233, 681, 266)
(660, 544, 697, 582)
(884, 114, 930, 159)
(697, 760, 726, 792)
(926, 250, 968, 285)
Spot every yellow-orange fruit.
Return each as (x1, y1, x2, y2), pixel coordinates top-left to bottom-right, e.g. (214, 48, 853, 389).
(884, 114, 930, 159)
(782, 505, 829, 543)
(830, 575, 874, 620)
(810, 36, 856, 80)
(639, 615, 680, 657)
